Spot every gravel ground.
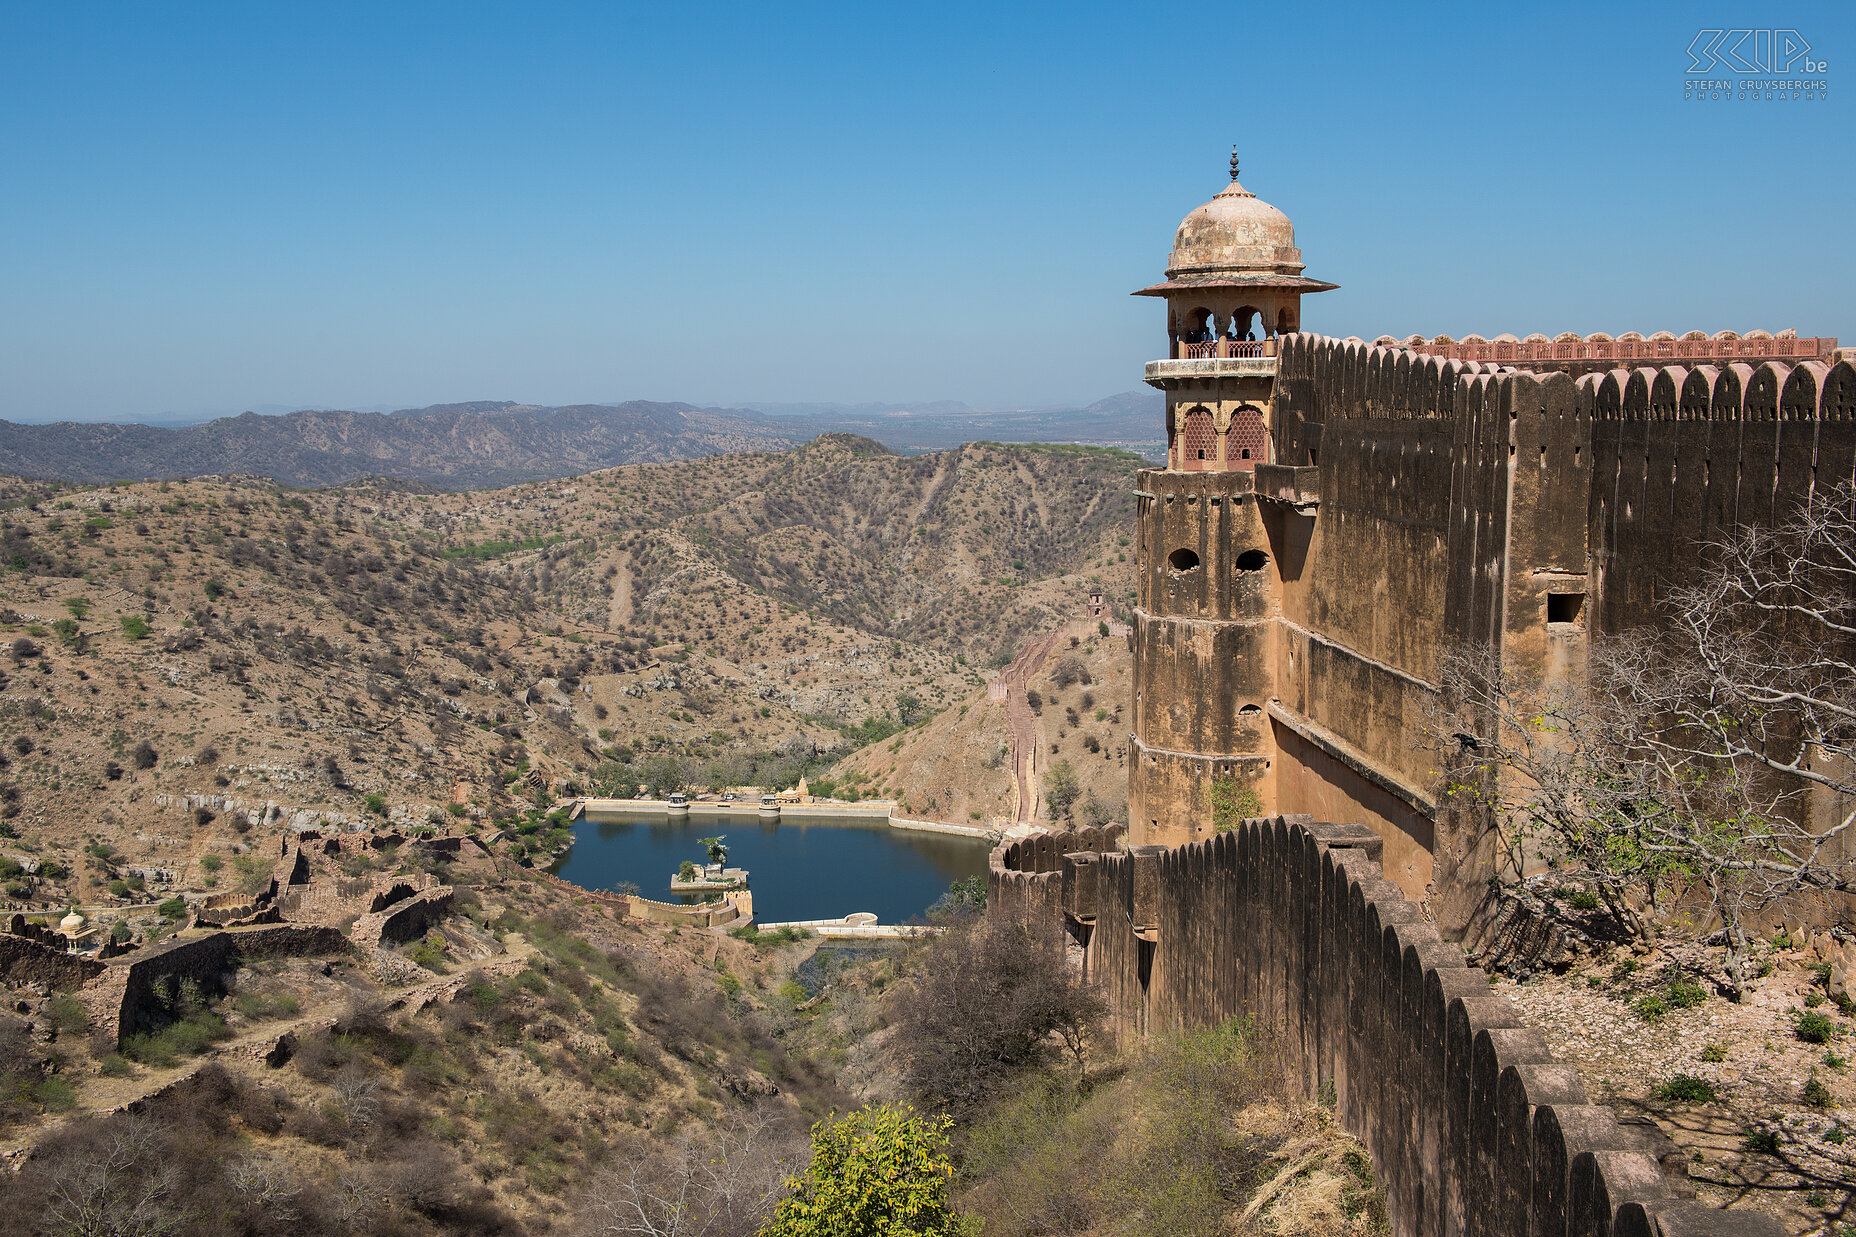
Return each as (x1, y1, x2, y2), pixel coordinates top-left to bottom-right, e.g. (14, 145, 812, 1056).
(1501, 946, 1852, 1234)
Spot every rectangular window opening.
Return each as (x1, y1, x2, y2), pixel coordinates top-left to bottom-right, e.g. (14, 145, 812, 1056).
(1547, 592, 1585, 625)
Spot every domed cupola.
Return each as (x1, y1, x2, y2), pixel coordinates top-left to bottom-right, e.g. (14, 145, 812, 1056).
(1169, 176, 1301, 278)
(1136, 152, 1337, 300)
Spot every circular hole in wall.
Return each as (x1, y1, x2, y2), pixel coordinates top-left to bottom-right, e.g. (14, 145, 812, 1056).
(1235, 549, 1270, 572)
(1167, 548, 1201, 573)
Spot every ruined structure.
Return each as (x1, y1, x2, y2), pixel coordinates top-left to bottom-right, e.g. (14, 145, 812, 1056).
(1128, 159, 1852, 930)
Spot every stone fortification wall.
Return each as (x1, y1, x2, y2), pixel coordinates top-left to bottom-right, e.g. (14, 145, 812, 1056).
(988, 826, 1124, 925)
(1265, 333, 1855, 926)
(83, 925, 351, 1043)
(352, 886, 454, 949)
(1268, 334, 1587, 913)
(1581, 359, 1856, 637)
(0, 931, 105, 989)
(990, 817, 1782, 1237)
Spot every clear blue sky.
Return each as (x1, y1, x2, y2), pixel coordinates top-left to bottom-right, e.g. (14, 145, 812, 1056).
(2, 1, 1849, 422)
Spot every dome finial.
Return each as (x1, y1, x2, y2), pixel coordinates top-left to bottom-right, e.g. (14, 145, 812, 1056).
(1229, 147, 1240, 182)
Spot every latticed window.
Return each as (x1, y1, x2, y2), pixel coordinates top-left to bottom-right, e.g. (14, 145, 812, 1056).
(1178, 408, 1215, 470)
(1228, 406, 1267, 471)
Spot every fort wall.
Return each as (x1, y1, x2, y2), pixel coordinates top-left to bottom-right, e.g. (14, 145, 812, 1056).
(989, 820, 1783, 1237)
(1261, 334, 1856, 926)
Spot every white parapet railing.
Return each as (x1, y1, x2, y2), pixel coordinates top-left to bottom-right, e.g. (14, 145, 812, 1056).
(755, 912, 937, 939)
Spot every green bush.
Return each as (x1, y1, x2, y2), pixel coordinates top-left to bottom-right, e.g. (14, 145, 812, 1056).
(1742, 1128, 1780, 1154)
(46, 995, 88, 1037)
(1653, 1074, 1717, 1103)
(157, 896, 188, 920)
(363, 793, 387, 816)
(409, 929, 449, 972)
(1632, 996, 1668, 1022)
(120, 615, 150, 640)
(233, 992, 301, 1020)
(760, 1106, 960, 1237)
(1700, 1043, 1727, 1063)
(1804, 1076, 1835, 1109)
(34, 1076, 75, 1112)
(1666, 978, 1707, 1009)
(122, 1009, 230, 1066)
(1796, 1010, 1838, 1044)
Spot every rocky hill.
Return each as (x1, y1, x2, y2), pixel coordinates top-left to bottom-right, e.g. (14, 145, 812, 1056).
(831, 618, 1130, 826)
(0, 436, 1136, 920)
(0, 401, 803, 489)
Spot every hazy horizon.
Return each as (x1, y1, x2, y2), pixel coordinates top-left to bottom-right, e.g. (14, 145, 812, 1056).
(0, 389, 1158, 429)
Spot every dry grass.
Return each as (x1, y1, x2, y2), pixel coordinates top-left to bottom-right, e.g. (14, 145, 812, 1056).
(953, 1018, 1388, 1237)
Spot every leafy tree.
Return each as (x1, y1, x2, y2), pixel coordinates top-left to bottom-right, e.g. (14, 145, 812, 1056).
(1043, 760, 1080, 821)
(62, 598, 90, 620)
(698, 836, 729, 866)
(120, 615, 150, 640)
(927, 875, 986, 921)
(895, 692, 923, 726)
(1208, 777, 1261, 833)
(760, 1106, 962, 1237)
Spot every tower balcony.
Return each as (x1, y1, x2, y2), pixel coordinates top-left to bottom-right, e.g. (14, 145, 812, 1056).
(1145, 339, 1277, 386)
(1176, 339, 1275, 360)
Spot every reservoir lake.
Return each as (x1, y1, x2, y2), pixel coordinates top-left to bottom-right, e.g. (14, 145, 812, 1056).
(551, 807, 992, 924)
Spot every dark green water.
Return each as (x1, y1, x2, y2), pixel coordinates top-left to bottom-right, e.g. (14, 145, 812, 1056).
(551, 809, 991, 924)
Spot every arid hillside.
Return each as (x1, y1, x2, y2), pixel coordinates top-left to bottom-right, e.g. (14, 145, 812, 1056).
(0, 435, 1136, 920)
(1, 837, 850, 1236)
(832, 619, 1132, 827)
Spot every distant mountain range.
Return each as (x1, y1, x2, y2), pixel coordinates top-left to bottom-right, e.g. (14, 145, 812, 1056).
(0, 389, 1164, 490)
(0, 402, 803, 489)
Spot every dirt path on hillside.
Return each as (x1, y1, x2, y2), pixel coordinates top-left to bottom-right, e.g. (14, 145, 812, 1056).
(606, 553, 634, 628)
(1000, 626, 1068, 823)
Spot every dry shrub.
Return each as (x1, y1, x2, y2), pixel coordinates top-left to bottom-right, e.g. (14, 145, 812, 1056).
(571, 1104, 803, 1237)
(955, 1017, 1385, 1237)
(888, 913, 1106, 1119)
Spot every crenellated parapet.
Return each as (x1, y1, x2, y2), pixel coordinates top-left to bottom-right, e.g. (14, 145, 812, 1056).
(990, 817, 1785, 1237)
(1385, 329, 1841, 377)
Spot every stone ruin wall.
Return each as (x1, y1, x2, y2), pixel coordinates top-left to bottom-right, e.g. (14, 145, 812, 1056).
(80, 924, 352, 1043)
(0, 930, 105, 990)
(989, 821, 1784, 1237)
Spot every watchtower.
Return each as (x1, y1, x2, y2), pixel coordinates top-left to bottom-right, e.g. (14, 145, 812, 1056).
(1126, 155, 1335, 845)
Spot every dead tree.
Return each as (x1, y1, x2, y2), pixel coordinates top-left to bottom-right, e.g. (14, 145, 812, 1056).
(1426, 482, 1856, 996)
